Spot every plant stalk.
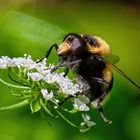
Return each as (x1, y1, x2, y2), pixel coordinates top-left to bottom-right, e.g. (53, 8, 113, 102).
(0, 99, 29, 112)
(0, 78, 31, 89)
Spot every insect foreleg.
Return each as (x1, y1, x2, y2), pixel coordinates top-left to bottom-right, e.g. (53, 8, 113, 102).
(63, 68, 69, 77)
(45, 43, 58, 59)
(37, 43, 58, 63)
(92, 100, 112, 124)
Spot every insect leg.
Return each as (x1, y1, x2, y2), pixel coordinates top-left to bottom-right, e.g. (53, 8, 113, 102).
(98, 87, 110, 103)
(45, 43, 58, 59)
(50, 62, 66, 73)
(51, 59, 81, 73)
(92, 77, 113, 102)
(59, 92, 79, 106)
(100, 78, 113, 102)
(37, 43, 58, 63)
(92, 77, 110, 85)
(96, 101, 112, 124)
(63, 68, 69, 77)
(58, 95, 73, 106)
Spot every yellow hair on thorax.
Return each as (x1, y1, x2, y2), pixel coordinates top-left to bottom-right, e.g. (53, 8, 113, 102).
(87, 36, 110, 57)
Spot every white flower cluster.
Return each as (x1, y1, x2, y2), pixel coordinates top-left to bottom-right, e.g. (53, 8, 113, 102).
(0, 55, 36, 70)
(0, 55, 79, 96)
(80, 114, 96, 132)
(0, 55, 92, 112)
(0, 55, 94, 131)
(42, 72, 79, 96)
(73, 98, 89, 111)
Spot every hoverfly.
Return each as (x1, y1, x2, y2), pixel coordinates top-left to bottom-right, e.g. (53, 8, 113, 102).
(39, 33, 140, 124)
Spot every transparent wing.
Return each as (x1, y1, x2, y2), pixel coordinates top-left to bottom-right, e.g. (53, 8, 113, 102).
(100, 54, 140, 89)
(104, 54, 120, 65)
(108, 64, 140, 89)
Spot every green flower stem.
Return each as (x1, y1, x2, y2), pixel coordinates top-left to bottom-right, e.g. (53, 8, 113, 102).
(0, 99, 29, 112)
(40, 98, 54, 117)
(0, 78, 31, 89)
(17, 73, 31, 85)
(57, 110, 79, 128)
(51, 100, 77, 114)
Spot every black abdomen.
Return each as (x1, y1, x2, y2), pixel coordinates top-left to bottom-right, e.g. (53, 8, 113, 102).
(71, 54, 113, 101)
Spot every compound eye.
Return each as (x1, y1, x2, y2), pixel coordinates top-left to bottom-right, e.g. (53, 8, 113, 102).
(72, 38, 81, 48)
(66, 37, 74, 44)
(83, 35, 99, 48)
(91, 39, 98, 47)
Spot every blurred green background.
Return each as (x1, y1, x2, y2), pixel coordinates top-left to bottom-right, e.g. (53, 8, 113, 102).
(0, 0, 140, 140)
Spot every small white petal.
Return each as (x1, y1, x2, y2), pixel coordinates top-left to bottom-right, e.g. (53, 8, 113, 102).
(82, 114, 96, 127)
(41, 89, 54, 100)
(0, 56, 12, 69)
(82, 114, 90, 122)
(73, 98, 89, 111)
(54, 106, 58, 109)
(28, 72, 43, 81)
(54, 99, 59, 103)
(80, 122, 85, 126)
(79, 95, 90, 104)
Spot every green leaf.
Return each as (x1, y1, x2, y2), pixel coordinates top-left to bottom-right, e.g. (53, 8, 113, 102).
(69, 108, 78, 113)
(30, 98, 41, 113)
(1, 11, 66, 47)
(104, 54, 120, 64)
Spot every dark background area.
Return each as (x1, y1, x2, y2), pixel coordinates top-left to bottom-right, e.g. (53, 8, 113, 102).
(0, 0, 140, 140)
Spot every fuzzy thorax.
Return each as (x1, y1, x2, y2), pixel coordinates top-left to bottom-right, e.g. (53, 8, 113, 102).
(87, 36, 110, 57)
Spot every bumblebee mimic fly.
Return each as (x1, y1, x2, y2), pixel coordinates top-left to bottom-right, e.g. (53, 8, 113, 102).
(39, 33, 140, 124)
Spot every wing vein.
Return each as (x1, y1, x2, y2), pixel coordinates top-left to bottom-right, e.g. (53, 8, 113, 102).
(108, 64, 140, 89)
